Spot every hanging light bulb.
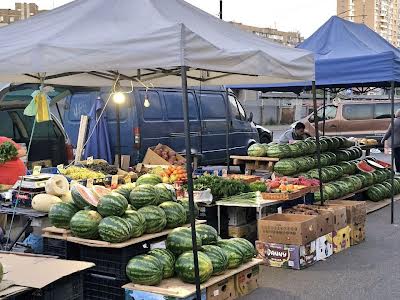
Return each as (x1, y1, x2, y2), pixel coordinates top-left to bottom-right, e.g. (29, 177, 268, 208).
(113, 92, 125, 104)
(144, 97, 150, 108)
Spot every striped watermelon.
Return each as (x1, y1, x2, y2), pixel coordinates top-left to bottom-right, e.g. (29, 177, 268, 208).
(123, 209, 145, 238)
(230, 238, 256, 262)
(175, 251, 213, 284)
(137, 206, 167, 233)
(114, 183, 136, 199)
(91, 185, 111, 201)
(148, 248, 176, 279)
(177, 199, 199, 223)
(136, 174, 162, 186)
(126, 254, 163, 286)
(196, 224, 218, 245)
(217, 239, 244, 268)
(97, 192, 128, 217)
(158, 201, 186, 228)
(202, 245, 228, 275)
(70, 210, 102, 239)
(155, 183, 175, 204)
(71, 184, 99, 209)
(98, 216, 131, 243)
(48, 202, 79, 229)
(166, 227, 202, 256)
(129, 184, 159, 209)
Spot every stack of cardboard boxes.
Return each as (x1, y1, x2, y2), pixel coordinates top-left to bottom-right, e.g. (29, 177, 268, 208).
(255, 201, 366, 270)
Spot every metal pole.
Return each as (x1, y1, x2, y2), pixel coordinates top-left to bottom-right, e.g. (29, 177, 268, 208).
(225, 89, 230, 173)
(322, 89, 326, 136)
(116, 103, 121, 167)
(390, 81, 395, 224)
(219, 0, 223, 19)
(181, 66, 202, 299)
(312, 81, 324, 205)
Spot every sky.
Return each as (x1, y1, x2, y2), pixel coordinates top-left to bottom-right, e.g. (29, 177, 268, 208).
(1, 0, 337, 38)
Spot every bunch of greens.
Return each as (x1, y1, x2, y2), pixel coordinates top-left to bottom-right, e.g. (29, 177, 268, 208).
(249, 181, 268, 192)
(0, 142, 18, 164)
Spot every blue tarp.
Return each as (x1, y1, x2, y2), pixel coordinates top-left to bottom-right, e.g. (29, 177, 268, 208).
(229, 16, 400, 92)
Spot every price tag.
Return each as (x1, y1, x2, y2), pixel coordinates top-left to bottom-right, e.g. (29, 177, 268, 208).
(86, 178, 94, 188)
(32, 166, 42, 176)
(213, 170, 219, 176)
(111, 175, 119, 186)
(57, 164, 64, 172)
(87, 156, 94, 165)
(222, 169, 228, 177)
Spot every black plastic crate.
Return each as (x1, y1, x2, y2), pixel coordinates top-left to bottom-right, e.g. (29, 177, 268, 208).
(42, 237, 80, 260)
(80, 242, 148, 280)
(19, 272, 84, 300)
(84, 272, 126, 300)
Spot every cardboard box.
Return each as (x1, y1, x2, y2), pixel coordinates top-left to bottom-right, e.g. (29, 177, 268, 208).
(333, 226, 351, 253)
(207, 277, 237, 300)
(258, 213, 318, 245)
(234, 264, 259, 297)
(256, 241, 316, 270)
(228, 207, 247, 226)
(350, 223, 366, 246)
(228, 221, 257, 238)
(125, 289, 206, 300)
(142, 144, 186, 166)
(285, 207, 334, 237)
(311, 205, 347, 231)
(316, 233, 333, 261)
(328, 200, 366, 225)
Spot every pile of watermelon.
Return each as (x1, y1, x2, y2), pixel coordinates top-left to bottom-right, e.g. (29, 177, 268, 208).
(49, 174, 199, 243)
(367, 177, 400, 202)
(126, 224, 256, 286)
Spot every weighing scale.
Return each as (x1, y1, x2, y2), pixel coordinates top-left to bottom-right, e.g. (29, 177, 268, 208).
(11, 174, 52, 207)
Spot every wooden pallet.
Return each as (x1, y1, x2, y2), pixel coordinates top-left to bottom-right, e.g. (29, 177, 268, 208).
(230, 155, 279, 174)
(42, 227, 71, 239)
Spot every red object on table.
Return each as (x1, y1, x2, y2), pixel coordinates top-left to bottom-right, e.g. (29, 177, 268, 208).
(0, 137, 26, 185)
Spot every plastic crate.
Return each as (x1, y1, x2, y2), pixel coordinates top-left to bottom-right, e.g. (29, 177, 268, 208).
(29, 272, 83, 300)
(80, 243, 149, 280)
(42, 237, 80, 260)
(84, 272, 126, 300)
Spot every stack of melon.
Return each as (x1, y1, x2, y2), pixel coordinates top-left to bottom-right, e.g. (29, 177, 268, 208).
(48, 173, 199, 244)
(32, 175, 71, 212)
(126, 224, 256, 286)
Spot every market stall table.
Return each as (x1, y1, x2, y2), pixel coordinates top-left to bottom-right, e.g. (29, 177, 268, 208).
(230, 155, 279, 174)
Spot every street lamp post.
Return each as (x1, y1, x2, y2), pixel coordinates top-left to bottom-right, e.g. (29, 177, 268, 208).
(219, 0, 222, 20)
(113, 92, 125, 167)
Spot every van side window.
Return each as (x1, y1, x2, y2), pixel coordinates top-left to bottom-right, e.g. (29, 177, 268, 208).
(199, 93, 226, 119)
(375, 103, 400, 119)
(164, 92, 198, 120)
(236, 99, 247, 120)
(343, 104, 373, 120)
(0, 111, 15, 137)
(317, 105, 337, 120)
(229, 95, 241, 120)
(140, 91, 163, 121)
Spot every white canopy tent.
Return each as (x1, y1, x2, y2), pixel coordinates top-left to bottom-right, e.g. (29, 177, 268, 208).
(0, 0, 314, 86)
(0, 0, 315, 295)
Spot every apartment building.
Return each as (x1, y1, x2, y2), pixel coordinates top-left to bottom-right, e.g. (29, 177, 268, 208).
(337, 0, 399, 46)
(0, 2, 45, 26)
(230, 22, 304, 47)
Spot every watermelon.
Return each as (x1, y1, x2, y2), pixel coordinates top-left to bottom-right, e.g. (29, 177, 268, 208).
(91, 185, 111, 201)
(148, 248, 176, 279)
(123, 209, 146, 238)
(159, 201, 186, 228)
(114, 183, 136, 199)
(217, 239, 244, 269)
(126, 255, 163, 286)
(136, 174, 162, 186)
(196, 224, 218, 245)
(97, 192, 129, 217)
(247, 143, 267, 157)
(230, 238, 256, 262)
(137, 206, 167, 233)
(357, 161, 375, 173)
(267, 144, 291, 159)
(155, 183, 175, 204)
(273, 159, 298, 176)
(48, 202, 79, 229)
(129, 184, 159, 209)
(202, 245, 228, 275)
(70, 210, 102, 239)
(71, 184, 99, 209)
(166, 227, 202, 256)
(367, 185, 385, 202)
(175, 251, 213, 284)
(98, 216, 131, 243)
(177, 199, 199, 223)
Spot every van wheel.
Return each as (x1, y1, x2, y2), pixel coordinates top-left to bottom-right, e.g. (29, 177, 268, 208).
(239, 164, 246, 174)
(260, 133, 272, 144)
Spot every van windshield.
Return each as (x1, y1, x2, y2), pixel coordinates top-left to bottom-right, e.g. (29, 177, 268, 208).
(309, 105, 337, 122)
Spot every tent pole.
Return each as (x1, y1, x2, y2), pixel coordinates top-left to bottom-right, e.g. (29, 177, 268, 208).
(322, 89, 326, 136)
(116, 103, 121, 167)
(225, 89, 230, 174)
(181, 66, 202, 299)
(390, 81, 395, 224)
(312, 81, 324, 205)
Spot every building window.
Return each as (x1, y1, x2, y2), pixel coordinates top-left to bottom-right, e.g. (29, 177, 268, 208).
(0, 16, 3, 22)
(9, 17, 14, 22)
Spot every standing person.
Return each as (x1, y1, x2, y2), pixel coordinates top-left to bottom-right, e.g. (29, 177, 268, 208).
(279, 122, 308, 144)
(0, 136, 27, 188)
(381, 109, 400, 172)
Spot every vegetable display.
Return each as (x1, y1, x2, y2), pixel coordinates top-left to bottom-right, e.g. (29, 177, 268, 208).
(0, 141, 18, 164)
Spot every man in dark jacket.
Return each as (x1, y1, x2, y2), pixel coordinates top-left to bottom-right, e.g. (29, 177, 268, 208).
(381, 109, 400, 172)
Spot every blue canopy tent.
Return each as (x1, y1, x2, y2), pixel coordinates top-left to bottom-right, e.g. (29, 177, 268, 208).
(230, 16, 400, 222)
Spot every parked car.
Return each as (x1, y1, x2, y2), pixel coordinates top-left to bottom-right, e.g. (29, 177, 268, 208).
(295, 99, 400, 141)
(62, 86, 264, 165)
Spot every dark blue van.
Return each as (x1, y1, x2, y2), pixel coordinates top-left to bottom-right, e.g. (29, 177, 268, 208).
(63, 86, 266, 166)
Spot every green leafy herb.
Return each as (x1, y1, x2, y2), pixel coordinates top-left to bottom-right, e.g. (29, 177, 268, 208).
(0, 142, 18, 164)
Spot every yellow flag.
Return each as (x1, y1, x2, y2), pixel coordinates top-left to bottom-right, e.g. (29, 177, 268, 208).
(34, 92, 51, 122)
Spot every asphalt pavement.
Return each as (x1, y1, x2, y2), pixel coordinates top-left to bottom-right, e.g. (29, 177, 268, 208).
(244, 202, 400, 300)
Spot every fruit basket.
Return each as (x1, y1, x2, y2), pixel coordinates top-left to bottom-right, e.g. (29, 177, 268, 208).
(261, 188, 308, 201)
